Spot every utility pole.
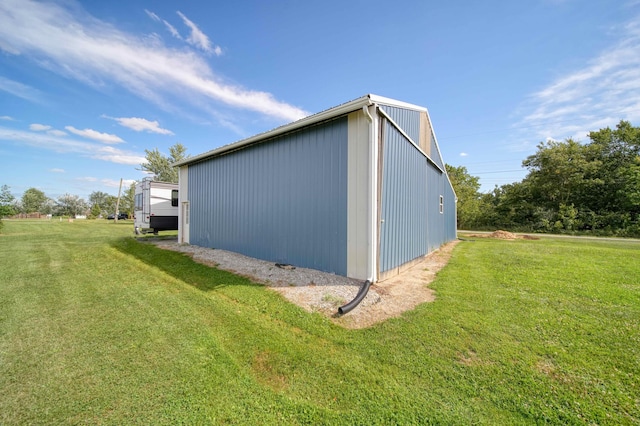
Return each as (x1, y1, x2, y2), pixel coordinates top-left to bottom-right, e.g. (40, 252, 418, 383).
(114, 178, 123, 222)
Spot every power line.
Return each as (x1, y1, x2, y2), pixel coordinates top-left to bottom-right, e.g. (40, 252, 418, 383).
(455, 158, 525, 166)
(471, 169, 525, 175)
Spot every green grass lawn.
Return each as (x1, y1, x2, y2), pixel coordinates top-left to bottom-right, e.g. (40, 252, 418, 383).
(0, 220, 638, 424)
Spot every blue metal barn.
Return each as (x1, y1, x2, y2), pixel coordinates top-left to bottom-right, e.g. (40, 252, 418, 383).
(174, 94, 457, 282)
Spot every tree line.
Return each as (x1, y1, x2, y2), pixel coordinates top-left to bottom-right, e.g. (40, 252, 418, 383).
(0, 184, 136, 219)
(447, 120, 640, 237)
(0, 143, 188, 230)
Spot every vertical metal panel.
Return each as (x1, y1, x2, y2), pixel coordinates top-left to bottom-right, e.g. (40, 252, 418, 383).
(379, 121, 429, 273)
(444, 179, 457, 241)
(381, 104, 446, 171)
(429, 131, 445, 169)
(378, 109, 458, 274)
(188, 117, 348, 276)
(426, 163, 445, 253)
(378, 105, 421, 144)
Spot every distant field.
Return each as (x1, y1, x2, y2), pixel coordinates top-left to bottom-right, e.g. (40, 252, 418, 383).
(0, 220, 638, 424)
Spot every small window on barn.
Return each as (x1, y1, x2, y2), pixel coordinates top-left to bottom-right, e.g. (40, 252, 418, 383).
(439, 195, 444, 214)
(171, 190, 179, 207)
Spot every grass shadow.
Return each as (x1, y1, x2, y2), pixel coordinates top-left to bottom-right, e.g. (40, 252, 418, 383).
(111, 237, 260, 292)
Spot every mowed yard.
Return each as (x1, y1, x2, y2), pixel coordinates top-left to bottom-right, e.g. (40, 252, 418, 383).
(0, 220, 638, 424)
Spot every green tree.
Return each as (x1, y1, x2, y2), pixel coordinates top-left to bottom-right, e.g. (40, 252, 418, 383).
(139, 143, 188, 183)
(120, 182, 136, 217)
(0, 185, 16, 217)
(89, 191, 109, 208)
(485, 181, 540, 231)
(104, 196, 118, 217)
(55, 194, 88, 217)
(38, 198, 56, 215)
(0, 184, 16, 232)
(588, 120, 640, 215)
(88, 191, 115, 218)
(497, 120, 640, 235)
(89, 203, 101, 219)
(21, 188, 48, 213)
(522, 138, 601, 208)
(445, 165, 487, 229)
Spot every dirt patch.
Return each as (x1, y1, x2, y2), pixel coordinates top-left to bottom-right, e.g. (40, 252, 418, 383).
(457, 350, 493, 367)
(252, 351, 288, 391)
(521, 234, 541, 240)
(329, 241, 459, 329)
(150, 239, 459, 329)
(489, 230, 518, 239)
(465, 230, 540, 240)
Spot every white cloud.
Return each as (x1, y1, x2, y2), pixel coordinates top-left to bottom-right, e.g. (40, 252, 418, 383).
(163, 20, 182, 40)
(64, 126, 124, 144)
(49, 168, 65, 173)
(146, 9, 182, 40)
(459, 152, 468, 157)
(77, 177, 136, 189)
(30, 123, 51, 131)
(47, 129, 67, 137)
(515, 15, 640, 145)
(30, 123, 67, 137)
(0, 1, 305, 122)
(0, 115, 15, 121)
(144, 9, 160, 22)
(103, 115, 174, 135)
(101, 178, 136, 188)
(0, 76, 42, 103)
(0, 126, 145, 165)
(176, 11, 222, 56)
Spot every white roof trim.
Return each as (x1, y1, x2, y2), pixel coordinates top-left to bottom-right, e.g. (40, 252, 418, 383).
(368, 94, 428, 112)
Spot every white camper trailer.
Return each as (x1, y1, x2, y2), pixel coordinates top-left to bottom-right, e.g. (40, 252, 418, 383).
(134, 179, 179, 234)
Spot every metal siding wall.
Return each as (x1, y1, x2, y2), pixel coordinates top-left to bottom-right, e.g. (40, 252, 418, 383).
(444, 180, 457, 241)
(381, 104, 447, 171)
(426, 163, 445, 253)
(430, 132, 445, 169)
(379, 122, 428, 273)
(379, 105, 421, 143)
(376, 104, 457, 274)
(188, 118, 348, 275)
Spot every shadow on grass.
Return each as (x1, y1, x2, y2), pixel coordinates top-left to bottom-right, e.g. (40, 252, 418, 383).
(111, 237, 259, 292)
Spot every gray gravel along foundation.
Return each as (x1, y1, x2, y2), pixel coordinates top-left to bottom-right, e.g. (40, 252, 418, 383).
(149, 239, 458, 329)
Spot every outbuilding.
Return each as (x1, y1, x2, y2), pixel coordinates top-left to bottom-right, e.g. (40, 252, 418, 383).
(174, 94, 456, 282)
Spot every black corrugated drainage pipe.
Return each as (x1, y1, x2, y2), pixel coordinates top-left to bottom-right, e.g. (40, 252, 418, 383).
(338, 280, 372, 315)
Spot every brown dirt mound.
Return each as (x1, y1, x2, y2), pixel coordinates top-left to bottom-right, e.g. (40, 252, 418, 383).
(489, 230, 518, 240)
(465, 230, 540, 240)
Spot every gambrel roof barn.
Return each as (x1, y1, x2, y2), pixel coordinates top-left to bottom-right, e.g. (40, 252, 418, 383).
(174, 94, 457, 282)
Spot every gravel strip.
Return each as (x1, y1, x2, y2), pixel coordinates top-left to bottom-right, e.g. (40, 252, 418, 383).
(149, 240, 382, 313)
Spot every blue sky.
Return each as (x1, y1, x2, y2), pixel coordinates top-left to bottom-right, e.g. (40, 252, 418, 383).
(1, 0, 639, 200)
